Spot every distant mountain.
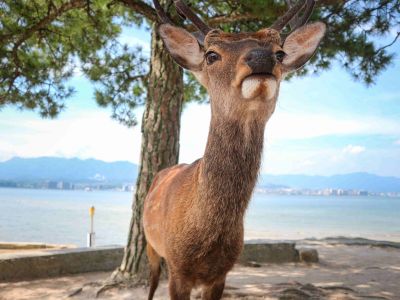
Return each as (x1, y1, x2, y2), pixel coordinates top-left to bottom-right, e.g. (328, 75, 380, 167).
(259, 173, 400, 193)
(0, 157, 399, 192)
(0, 157, 137, 183)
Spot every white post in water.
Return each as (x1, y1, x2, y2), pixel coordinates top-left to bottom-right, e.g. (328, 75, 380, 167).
(87, 206, 95, 247)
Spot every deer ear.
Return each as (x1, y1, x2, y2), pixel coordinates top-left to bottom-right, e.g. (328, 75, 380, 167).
(281, 22, 326, 74)
(159, 24, 204, 71)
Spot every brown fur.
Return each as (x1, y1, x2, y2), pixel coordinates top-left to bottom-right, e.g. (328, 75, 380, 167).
(144, 22, 326, 300)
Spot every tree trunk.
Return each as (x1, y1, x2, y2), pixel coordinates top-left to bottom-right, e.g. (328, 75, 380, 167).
(112, 24, 183, 282)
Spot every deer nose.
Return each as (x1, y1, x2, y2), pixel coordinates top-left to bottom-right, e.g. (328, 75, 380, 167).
(244, 48, 276, 74)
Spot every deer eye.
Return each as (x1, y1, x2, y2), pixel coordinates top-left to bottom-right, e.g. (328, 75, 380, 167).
(205, 51, 221, 65)
(275, 50, 286, 63)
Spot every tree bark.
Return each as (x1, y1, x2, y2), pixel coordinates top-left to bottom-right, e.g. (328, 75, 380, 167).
(112, 23, 183, 283)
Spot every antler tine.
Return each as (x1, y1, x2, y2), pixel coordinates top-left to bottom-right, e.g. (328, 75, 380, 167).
(173, 0, 212, 35)
(289, 0, 316, 31)
(270, 0, 307, 32)
(153, 0, 171, 24)
(285, 0, 299, 29)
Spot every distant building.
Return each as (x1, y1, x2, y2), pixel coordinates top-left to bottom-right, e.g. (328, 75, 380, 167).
(57, 181, 71, 190)
(122, 184, 134, 192)
(45, 181, 58, 189)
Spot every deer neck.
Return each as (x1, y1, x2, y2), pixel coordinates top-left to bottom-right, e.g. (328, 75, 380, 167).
(198, 101, 267, 219)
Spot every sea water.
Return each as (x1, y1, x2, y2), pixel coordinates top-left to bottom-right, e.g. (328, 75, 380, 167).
(0, 188, 399, 246)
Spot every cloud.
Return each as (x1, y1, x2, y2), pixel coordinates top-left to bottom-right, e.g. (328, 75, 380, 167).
(177, 103, 400, 165)
(179, 104, 210, 163)
(0, 110, 143, 163)
(343, 145, 366, 155)
(1, 101, 398, 177)
(300, 160, 315, 167)
(265, 111, 400, 142)
(178, 103, 400, 153)
(261, 143, 400, 177)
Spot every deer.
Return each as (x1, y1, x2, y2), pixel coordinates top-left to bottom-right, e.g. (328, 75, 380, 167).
(143, 0, 326, 299)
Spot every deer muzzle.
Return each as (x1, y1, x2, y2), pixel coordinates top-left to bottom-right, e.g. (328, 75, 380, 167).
(244, 48, 276, 75)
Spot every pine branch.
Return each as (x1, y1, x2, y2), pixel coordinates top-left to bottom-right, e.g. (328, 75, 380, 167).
(376, 32, 400, 53)
(117, 0, 157, 22)
(11, 0, 87, 49)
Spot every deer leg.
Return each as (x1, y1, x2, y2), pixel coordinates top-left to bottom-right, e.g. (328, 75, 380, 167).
(201, 278, 226, 300)
(146, 243, 161, 300)
(168, 272, 192, 300)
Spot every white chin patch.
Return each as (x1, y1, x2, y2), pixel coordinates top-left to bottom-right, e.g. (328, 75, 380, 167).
(241, 76, 277, 100)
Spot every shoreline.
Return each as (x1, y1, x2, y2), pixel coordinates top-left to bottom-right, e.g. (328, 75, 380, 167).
(2, 186, 400, 197)
(2, 235, 400, 252)
(244, 231, 400, 244)
(0, 242, 76, 256)
(246, 236, 400, 248)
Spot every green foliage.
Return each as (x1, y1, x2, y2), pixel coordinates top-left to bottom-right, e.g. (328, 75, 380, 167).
(82, 42, 148, 127)
(0, 0, 122, 117)
(317, 0, 399, 84)
(1, 0, 399, 124)
(183, 72, 208, 104)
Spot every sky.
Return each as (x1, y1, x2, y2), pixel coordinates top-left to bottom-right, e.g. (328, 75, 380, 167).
(0, 26, 399, 177)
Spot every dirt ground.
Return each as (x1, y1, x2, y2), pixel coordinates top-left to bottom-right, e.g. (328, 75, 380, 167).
(0, 242, 399, 300)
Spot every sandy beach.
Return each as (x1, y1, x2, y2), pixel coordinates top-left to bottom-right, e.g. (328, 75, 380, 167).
(1, 239, 399, 300)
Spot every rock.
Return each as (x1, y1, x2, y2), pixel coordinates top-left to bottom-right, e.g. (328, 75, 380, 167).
(298, 248, 319, 263)
(239, 242, 300, 264)
(241, 261, 262, 268)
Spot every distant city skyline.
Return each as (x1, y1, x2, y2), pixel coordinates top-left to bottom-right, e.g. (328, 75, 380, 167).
(0, 26, 399, 177)
(1, 156, 399, 194)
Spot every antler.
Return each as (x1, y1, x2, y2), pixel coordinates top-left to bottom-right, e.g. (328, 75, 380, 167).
(289, 0, 316, 30)
(271, 0, 316, 32)
(173, 0, 212, 35)
(152, 0, 211, 34)
(153, 0, 171, 24)
(152, 0, 211, 44)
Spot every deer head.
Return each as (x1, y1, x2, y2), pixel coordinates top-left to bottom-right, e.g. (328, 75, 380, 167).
(154, 0, 326, 122)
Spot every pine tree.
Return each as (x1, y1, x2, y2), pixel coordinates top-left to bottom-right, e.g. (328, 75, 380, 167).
(1, 0, 399, 284)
